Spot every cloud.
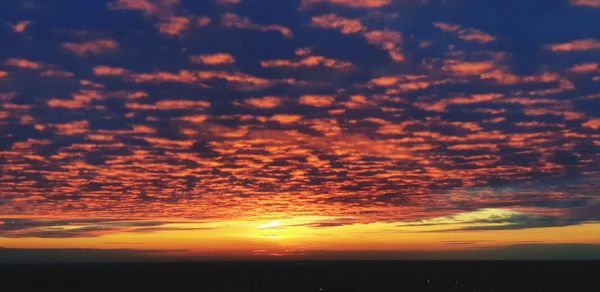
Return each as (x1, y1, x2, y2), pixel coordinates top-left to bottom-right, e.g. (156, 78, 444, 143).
(299, 95, 336, 107)
(51, 120, 90, 136)
(40, 69, 75, 78)
(311, 17, 405, 62)
(109, 0, 178, 17)
(0, 71, 7, 78)
(109, 0, 205, 36)
(261, 55, 353, 70)
(363, 30, 404, 62)
(216, 0, 241, 4)
(301, 0, 391, 9)
(570, 0, 600, 7)
(238, 96, 283, 109)
(311, 14, 366, 34)
(441, 59, 496, 75)
(93, 65, 129, 76)
(433, 22, 495, 44)
(4, 58, 42, 70)
(11, 20, 30, 33)
(546, 39, 600, 52)
(569, 63, 599, 74)
(190, 53, 236, 65)
(93, 65, 288, 90)
(0, 218, 203, 238)
(398, 208, 576, 231)
(221, 13, 293, 38)
(156, 16, 190, 36)
(583, 119, 600, 130)
(126, 99, 210, 110)
(270, 114, 302, 124)
(179, 114, 209, 123)
(415, 93, 503, 112)
(62, 39, 120, 56)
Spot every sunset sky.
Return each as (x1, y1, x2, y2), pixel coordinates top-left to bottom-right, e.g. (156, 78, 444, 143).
(1, 0, 600, 261)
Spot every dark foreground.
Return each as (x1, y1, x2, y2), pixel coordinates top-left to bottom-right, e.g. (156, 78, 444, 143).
(1, 261, 598, 292)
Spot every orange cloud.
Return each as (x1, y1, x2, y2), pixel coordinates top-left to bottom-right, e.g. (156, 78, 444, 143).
(570, 0, 600, 7)
(363, 30, 404, 62)
(156, 16, 190, 36)
(126, 100, 210, 110)
(433, 22, 495, 44)
(196, 16, 211, 28)
(12, 20, 30, 33)
(40, 70, 75, 78)
(94, 66, 271, 89)
(0, 71, 7, 78)
(270, 114, 302, 124)
(583, 119, 600, 130)
(442, 60, 496, 76)
(370, 76, 400, 87)
(311, 14, 366, 34)
(569, 63, 599, 74)
(109, 0, 203, 36)
(221, 13, 293, 38)
(241, 96, 283, 109)
(4, 58, 42, 70)
(416, 93, 503, 112)
(261, 55, 353, 70)
(109, 0, 178, 17)
(105, 69, 273, 90)
(344, 95, 374, 109)
(301, 0, 391, 8)
(179, 114, 209, 123)
(546, 39, 600, 52)
(93, 65, 130, 76)
(47, 98, 86, 109)
(190, 53, 236, 65)
(52, 120, 90, 136)
(62, 39, 120, 56)
(299, 95, 335, 107)
(216, 0, 241, 4)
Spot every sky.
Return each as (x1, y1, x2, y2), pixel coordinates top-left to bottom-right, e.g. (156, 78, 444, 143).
(1, 0, 600, 261)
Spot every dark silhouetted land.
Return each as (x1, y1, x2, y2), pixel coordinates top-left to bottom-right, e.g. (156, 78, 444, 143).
(1, 261, 599, 292)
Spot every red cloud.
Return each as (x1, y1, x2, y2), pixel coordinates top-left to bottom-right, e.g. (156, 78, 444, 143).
(569, 63, 599, 74)
(4, 58, 42, 70)
(434, 22, 495, 44)
(93, 65, 130, 76)
(62, 39, 119, 56)
(190, 53, 236, 65)
(583, 119, 600, 130)
(0, 71, 7, 78)
(109, 0, 178, 17)
(12, 20, 30, 33)
(52, 120, 90, 136)
(156, 16, 190, 36)
(546, 39, 600, 52)
(570, 0, 600, 7)
(126, 99, 210, 110)
(40, 70, 75, 78)
(363, 30, 404, 62)
(299, 95, 336, 107)
(270, 114, 302, 124)
(109, 0, 206, 36)
(311, 14, 366, 34)
(221, 13, 293, 38)
(261, 55, 353, 70)
(240, 96, 283, 109)
(301, 0, 391, 8)
(216, 0, 241, 4)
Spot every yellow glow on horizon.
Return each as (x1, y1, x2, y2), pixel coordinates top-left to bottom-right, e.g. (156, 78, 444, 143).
(2, 209, 599, 258)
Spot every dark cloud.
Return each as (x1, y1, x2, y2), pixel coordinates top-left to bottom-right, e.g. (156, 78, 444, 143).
(0, 0, 599, 241)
